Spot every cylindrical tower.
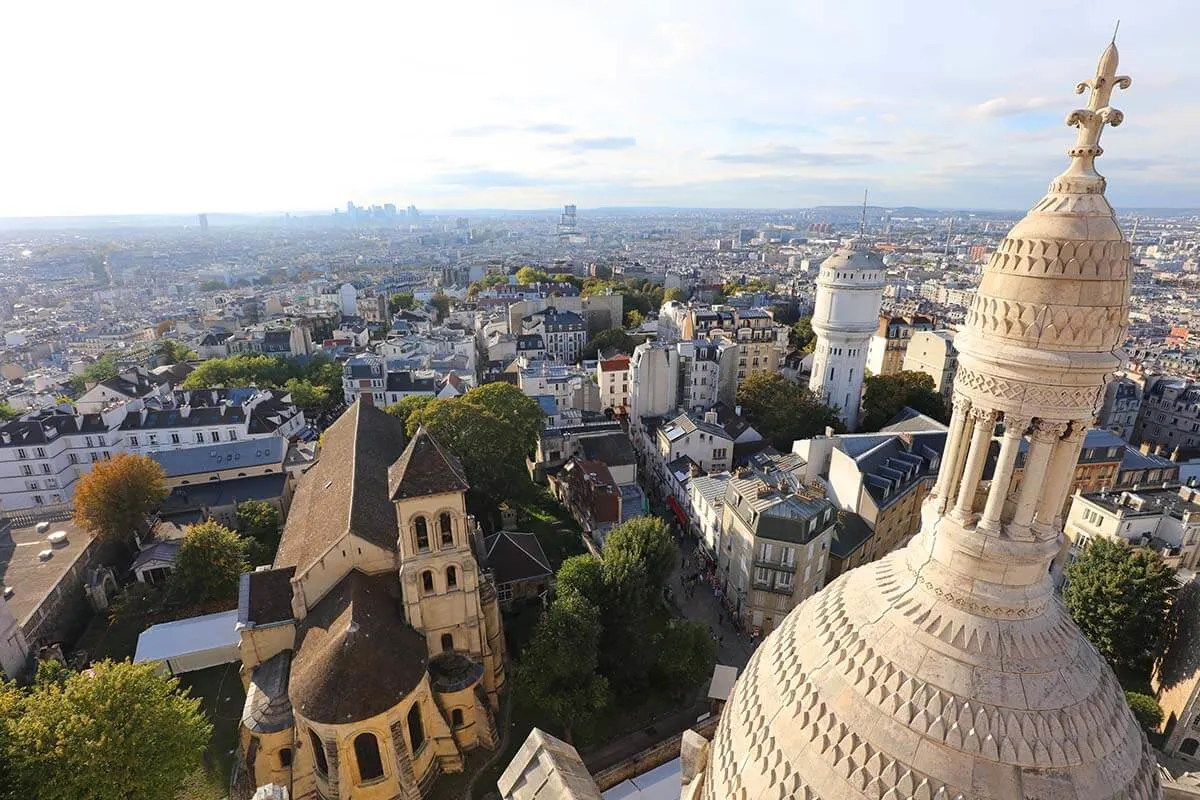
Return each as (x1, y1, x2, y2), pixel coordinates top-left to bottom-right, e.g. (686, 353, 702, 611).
(808, 238, 886, 430)
(694, 41, 1160, 800)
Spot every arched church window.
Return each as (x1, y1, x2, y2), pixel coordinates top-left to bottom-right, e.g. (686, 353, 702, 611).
(279, 748, 292, 768)
(421, 571, 434, 593)
(446, 565, 458, 589)
(308, 729, 329, 777)
(407, 706, 425, 753)
(441, 632, 454, 652)
(1184, 738, 1200, 757)
(353, 732, 384, 782)
(440, 512, 454, 547)
(414, 517, 429, 551)
(451, 708, 464, 728)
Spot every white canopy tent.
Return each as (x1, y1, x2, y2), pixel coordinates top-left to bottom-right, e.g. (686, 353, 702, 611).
(134, 610, 240, 675)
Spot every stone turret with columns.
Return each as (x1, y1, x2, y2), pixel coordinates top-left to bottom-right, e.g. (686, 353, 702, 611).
(685, 40, 1160, 800)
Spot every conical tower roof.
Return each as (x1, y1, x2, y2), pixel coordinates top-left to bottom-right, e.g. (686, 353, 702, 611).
(696, 42, 1160, 800)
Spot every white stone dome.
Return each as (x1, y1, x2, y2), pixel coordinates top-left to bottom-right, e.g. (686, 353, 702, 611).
(698, 41, 1160, 800)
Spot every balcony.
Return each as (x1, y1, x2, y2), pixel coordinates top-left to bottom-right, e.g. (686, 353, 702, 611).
(753, 557, 797, 573)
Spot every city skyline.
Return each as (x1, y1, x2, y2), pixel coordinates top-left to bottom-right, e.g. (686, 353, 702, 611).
(3, 1, 1196, 217)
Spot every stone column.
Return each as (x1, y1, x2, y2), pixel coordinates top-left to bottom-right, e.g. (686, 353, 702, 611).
(1033, 420, 1088, 537)
(933, 395, 973, 513)
(978, 414, 1031, 532)
(952, 406, 998, 522)
(1009, 420, 1068, 538)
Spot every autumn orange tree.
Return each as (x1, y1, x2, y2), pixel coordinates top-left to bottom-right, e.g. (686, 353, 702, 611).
(72, 453, 168, 542)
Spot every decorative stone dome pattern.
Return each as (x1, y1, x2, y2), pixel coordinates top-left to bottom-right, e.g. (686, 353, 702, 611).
(698, 40, 1162, 800)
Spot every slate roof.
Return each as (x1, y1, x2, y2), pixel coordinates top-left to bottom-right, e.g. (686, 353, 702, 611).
(131, 540, 181, 571)
(386, 371, 436, 393)
(484, 531, 553, 585)
(242, 651, 294, 733)
(830, 512, 875, 559)
(388, 426, 470, 500)
(289, 570, 427, 725)
(274, 401, 407, 574)
(240, 566, 297, 626)
(578, 432, 636, 468)
(149, 435, 287, 478)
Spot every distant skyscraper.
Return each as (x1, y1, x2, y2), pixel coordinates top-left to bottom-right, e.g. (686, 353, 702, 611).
(557, 204, 578, 238)
(808, 236, 886, 430)
(198, 213, 209, 233)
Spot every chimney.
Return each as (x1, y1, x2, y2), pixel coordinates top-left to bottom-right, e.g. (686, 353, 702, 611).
(704, 410, 718, 425)
(1140, 442, 1153, 455)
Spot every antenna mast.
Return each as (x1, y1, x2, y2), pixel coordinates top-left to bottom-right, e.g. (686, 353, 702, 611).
(859, 190, 868, 237)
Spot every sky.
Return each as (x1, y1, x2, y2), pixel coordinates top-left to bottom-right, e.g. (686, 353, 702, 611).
(1, 0, 1196, 217)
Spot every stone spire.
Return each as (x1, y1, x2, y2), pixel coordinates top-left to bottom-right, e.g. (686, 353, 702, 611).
(692, 41, 1160, 800)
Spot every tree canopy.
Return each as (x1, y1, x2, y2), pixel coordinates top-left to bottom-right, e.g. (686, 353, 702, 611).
(82, 355, 119, 386)
(789, 316, 816, 352)
(582, 328, 643, 361)
(385, 394, 436, 428)
(429, 292, 451, 319)
(0, 660, 211, 800)
(859, 370, 949, 431)
(237, 499, 283, 564)
(168, 521, 249, 606)
(0, 404, 21, 422)
(73, 453, 167, 541)
(1125, 691, 1164, 734)
(516, 266, 551, 284)
(1064, 538, 1178, 676)
(663, 286, 686, 303)
(155, 340, 194, 366)
(650, 619, 718, 700)
(388, 292, 415, 314)
(515, 595, 610, 743)
(736, 371, 845, 450)
(180, 353, 342, 410)
(463, 382, 544, 452)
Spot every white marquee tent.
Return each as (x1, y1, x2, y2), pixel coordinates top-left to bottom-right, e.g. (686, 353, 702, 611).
(133, 610, 239, 675)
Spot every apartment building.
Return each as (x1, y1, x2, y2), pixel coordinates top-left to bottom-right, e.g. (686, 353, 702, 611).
(1133, 376, 1200, 460)
(520, 307, 588, 364)
(1098, 375, 1143, 440)
(718, 456, 837, 636)
(865, 312, 935, 377)
(901, 329, 958, 398)
(596, 354, 630, 415)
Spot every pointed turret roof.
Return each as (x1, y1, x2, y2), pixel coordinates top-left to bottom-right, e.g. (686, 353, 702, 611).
(388, 425, 470, 500)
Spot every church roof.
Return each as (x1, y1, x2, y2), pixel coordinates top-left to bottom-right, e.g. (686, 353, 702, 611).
(289, 570, 427, 725)
(242, 651, 294, 733)
(388, 426, 470, 500)
(273, 401, 406, 574)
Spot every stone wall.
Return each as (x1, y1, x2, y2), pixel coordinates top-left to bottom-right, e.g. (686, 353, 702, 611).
(592, 715, 720, 791)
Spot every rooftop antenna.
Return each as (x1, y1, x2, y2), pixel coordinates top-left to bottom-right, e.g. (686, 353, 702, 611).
(859, 190, 868, 237)
(944, 217, 954, 258)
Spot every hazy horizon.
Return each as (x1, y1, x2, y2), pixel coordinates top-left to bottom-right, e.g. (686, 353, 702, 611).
(3, 1, 1196, 217)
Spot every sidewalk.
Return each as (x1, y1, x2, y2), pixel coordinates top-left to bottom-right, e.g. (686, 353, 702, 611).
(667, 534, 756, 670)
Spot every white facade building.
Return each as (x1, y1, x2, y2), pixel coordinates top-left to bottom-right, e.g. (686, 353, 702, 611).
(808, 238, 886, 430)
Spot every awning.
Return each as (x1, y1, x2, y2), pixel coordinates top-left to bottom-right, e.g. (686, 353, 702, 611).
(666, 496, 688, 525)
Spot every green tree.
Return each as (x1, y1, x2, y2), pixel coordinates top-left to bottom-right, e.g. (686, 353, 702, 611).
(168, 521, 249, 606)
(1125, 691, 1164, 734)
(283, 377, 329, 408)
(429, 292, 451, 320)
(555, 554, 606, 607)
(385, 394, 436, 428)
(463, 382, 544, 453)
(736, 371, 845, 450)
(663, 286, 686, 303)
(582, 328, 642, 360)
(0, 403, 21, 422)
(388, 292, 415, 314)
(2, 660, 210, 800)
(155, 340, 195, 366)
(181, 353, 293, 389)
(82, 355, 119, 385)
(769, 303, 800, 326)
(602, 516, 677, 607)
(625, 309, 645, 328)
(789, 316, 816, 352)
(516, 266, 551, 284)
(237, 500, 282, 564)
(198, 279, 226, 292)
(651, 619, 717, 700)
(408, 398, 529, 509)
(859, 370, 949, 431)
(73, 453, 168, 542)
(1064, 538, 1177, 675)
(516, 595, 609, 744)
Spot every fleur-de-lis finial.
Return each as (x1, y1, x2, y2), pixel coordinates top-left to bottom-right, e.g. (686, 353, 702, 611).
(1064, 37, 1132, 177)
